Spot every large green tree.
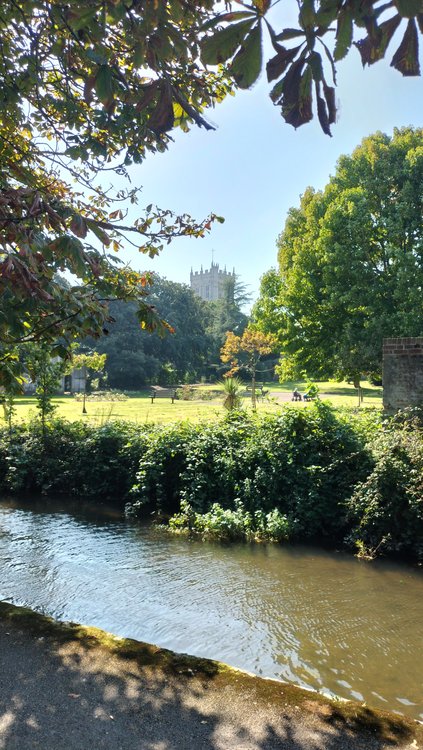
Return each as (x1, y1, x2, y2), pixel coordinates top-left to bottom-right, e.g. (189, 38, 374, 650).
(2, 1, 422, 387)
(257, 128, 423, 383)
(91, 276, 211, 388)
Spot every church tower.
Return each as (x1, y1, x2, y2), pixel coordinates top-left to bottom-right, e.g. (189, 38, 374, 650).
(190, 262, 236, 302)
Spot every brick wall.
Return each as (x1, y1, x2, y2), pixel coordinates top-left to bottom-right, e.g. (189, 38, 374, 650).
(383, 337, 423, 411)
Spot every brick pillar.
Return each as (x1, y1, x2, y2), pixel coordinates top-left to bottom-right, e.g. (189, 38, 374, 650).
(383, 337, 423, 411)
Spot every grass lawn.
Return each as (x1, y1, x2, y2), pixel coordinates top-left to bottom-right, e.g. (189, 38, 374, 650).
(2, 380, 383, 426)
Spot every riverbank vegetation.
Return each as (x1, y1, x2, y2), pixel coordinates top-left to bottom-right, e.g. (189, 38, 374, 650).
(0, 404, 421, 562)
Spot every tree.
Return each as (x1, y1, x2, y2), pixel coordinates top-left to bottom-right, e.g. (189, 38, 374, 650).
(70, 351, 107, 413)
(1, 2, 422, 388)
(90, 277, 211, 388)
(251, 269, 285, 344)
(221, 327, 276, 410)
(24, 344, 67, 435)
(260, 128, 423, 386)
(205, 276, 250, 374)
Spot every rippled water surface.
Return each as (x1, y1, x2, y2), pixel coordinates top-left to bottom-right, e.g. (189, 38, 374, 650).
(0, 498, 422, 719)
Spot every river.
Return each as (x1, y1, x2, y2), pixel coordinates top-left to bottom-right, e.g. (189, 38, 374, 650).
(0, 498, 422, 720)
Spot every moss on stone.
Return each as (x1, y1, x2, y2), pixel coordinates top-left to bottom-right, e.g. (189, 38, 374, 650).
(0, 600, 421, 747)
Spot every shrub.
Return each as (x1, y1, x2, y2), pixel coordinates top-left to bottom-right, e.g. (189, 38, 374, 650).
(346, 413, 423, 561)
(129, 403, 372, 544)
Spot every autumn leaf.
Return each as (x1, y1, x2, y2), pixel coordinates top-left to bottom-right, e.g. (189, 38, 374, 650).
(390, 18, 420, 76)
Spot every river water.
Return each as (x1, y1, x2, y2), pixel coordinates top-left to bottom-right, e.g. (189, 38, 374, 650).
(0, 498, 422, 720)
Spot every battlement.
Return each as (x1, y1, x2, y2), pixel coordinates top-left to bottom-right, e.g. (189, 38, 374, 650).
(190, 262, 236, 302)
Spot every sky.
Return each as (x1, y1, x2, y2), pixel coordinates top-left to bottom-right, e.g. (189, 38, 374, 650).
(110, 29, 423, 308)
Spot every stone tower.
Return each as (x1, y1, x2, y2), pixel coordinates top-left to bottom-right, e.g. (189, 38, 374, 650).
(190, 262, 235, 302)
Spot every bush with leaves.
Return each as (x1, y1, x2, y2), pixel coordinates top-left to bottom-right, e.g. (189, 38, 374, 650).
(346, 412, 423, 561)
(0, 419, 151, 503)
(129, 403, 373, 543)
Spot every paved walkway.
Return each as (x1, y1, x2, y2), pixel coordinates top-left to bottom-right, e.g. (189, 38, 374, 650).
(0, 610, 421, 750)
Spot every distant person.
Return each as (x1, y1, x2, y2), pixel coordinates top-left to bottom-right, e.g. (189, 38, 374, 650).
(292, 389, 302, 401)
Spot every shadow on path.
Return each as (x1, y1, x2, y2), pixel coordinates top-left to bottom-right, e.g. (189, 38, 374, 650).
(0, 617, 418, 750)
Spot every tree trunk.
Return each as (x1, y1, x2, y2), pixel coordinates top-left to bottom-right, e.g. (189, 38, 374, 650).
(251, 364, 257, 411)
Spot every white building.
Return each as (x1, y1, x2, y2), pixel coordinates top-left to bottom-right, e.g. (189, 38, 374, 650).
(190, 262, 235, 302)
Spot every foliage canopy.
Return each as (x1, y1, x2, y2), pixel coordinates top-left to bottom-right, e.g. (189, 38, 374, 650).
(255, 127, 423, 382)
(1, 1, 422, 387)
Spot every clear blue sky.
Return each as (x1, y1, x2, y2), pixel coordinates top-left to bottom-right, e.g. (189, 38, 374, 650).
(115, 46, 422, 307)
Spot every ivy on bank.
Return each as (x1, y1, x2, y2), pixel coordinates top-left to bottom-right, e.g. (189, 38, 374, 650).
(0, 405, 421, 561)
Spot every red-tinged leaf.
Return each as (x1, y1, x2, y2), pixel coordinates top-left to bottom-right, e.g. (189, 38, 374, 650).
(28, 192, 42, 216)
(70, 214, 88, 239)
(281, 59, 313, 129)
(231, 23, 263, 89)
(136, 82, 159, 113)
(86, 220, 111, 246)
(253, 0, 271, 14)
(323, 81, 337, 124)
(355, 14, 402, 66)
(266, 44, 303, 82)
(201, 19, 255, 65)
(391, 18, 420, 75)
(316, 83, 332, 135)
(83, 75, 96, 104)
(148, 83, 174, 134)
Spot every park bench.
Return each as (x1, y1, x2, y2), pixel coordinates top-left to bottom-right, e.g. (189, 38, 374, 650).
(150, 386, 178, 404)
(245, 383, 268, 400)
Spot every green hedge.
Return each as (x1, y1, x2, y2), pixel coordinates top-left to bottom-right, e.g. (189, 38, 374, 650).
(0, 406, 421, 560)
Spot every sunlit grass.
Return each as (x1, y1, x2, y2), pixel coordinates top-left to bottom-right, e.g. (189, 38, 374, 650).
(1, 379, 383, 426)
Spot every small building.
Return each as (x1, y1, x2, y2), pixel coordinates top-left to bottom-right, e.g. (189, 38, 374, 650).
(190, 262, 235, 302)
(23, 367, 86, 394)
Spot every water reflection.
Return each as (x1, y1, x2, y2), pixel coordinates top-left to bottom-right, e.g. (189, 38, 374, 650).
(0, 498, 422, 719)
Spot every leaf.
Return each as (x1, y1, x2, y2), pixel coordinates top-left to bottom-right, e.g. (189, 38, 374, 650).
(133, 41, 145, 68)
(334, 6, 354, 61)
(266, 45, 303, 82)
(395, 0, 423, 18)
(231, 23, 263, 89)
(316, 85, 332, 136)
(70, 214, 88, 239)
(323, 81, 337, 125)
(391, 18, 420, 75)
(253, 0, 271, 13)
(201, 11, 255, 32)
(148, 83, 174, 133)
(201, 19, 255, 65)
(83, 75, 96, 105)
(299, 0, 316, 30)
(308, 51, 324, 81)
(136, 82, 159, 113)
(95, 65, 114, 109)
(86, 220, 111, 246)
(274, 28, 305, 42)
(355, 14, 402, 66)
(281, 59, 313, 129)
